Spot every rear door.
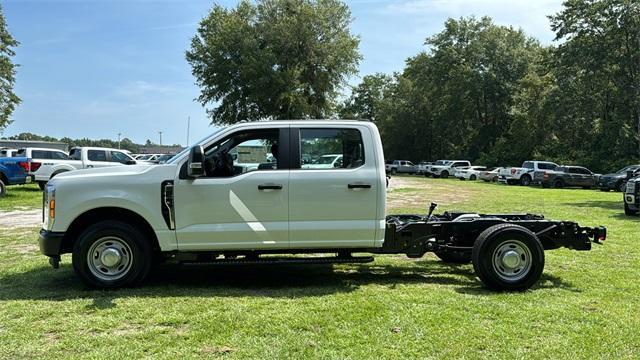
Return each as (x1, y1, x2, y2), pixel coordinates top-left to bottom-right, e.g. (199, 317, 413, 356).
(289, 125, 378, 248)
(84, 149, 113, 169)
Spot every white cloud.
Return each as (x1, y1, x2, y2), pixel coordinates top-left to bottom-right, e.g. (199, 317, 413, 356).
(114, 80, 177, 97)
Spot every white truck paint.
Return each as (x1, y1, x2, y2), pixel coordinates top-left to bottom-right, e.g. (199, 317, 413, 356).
(429, 160, 471, 178)
(499, 161, 559, 186)
(32, 147, 141, 188)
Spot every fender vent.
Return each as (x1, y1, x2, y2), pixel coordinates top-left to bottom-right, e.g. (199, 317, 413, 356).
(161, 180, 175, 230)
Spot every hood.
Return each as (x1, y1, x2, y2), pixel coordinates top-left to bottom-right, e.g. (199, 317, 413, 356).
(55, 164, 155, 180)
(600, 173, 627, 180)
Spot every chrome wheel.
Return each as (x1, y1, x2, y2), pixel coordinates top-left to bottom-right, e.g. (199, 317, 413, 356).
(492, 240, 532, 282)
(87, 236, 133, 281)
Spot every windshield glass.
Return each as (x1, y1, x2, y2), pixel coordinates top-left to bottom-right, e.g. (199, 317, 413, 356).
(166, 127, 225, 164)
(617, 165, 640, 174)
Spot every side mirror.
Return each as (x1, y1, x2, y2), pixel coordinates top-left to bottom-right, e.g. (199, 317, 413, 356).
(188, 145, 205, 178)
(126, 160, 136, 165)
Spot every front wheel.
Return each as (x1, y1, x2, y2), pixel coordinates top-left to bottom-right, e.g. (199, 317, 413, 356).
(72, 220, 152, 289)
(37, 181, 46, 190)
(0, 179, 6, 197)
(472, 224, 545, 291)
(440, 171, 449, 178)
(554, 179, 565, 189)
(470, 174, 477, 181)
(520, 174, 531, 186)
(625, 203, 638, 216)
(391, 168, 397, 175)
(618, 181, 627, 192)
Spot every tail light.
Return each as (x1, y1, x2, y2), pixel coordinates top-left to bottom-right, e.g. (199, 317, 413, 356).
(543, 171, 549, 180)
(511, 168, 517, 175)
(31, 162, 41, 172)
(18, 161, 30, 172)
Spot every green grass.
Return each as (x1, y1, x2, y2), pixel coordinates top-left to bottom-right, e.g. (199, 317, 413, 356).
(1, 177, 639, 358)
(0, 183, 42, 211)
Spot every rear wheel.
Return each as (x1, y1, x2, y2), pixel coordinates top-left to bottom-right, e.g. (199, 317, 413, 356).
(470, 174, 477, 181)
(472, 224, 544, 291)
(37, 181, 46, 190)
(625, 203, 638, 216)
(553, 179, 565, 189)
(72, 220, 152, 289)
(391, 168, 397, 175)
(440, 171, 449, 178)
(520, 174, 531, 186)
(0, 179, 6, 197)
(435, 251, 471, 264)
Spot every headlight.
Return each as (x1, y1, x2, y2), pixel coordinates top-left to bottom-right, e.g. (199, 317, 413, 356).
(626, 181, 636, 193)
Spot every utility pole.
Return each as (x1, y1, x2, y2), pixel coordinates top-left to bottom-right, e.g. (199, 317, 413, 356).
(186, 116, 190, 146)
(158, 131, 163, 147)
(117, 132, 122, 149)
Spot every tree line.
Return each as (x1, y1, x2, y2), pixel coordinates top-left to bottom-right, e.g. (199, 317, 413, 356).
(189, 0, 639, 173)
(2, 132, 180, 153)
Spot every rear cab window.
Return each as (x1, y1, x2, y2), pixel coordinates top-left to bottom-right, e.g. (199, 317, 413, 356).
(88, 150, 108, 162)
(298, 128, 365, 170)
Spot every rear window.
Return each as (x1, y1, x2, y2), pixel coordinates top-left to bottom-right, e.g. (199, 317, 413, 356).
(538, 163, 558, 170)
(69, 149, 81, 160)
(299, 128, 364, 169)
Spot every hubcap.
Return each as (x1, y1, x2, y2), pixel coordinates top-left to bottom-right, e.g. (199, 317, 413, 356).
(492, 240, 532, 282)
(87, 236, 133, 281)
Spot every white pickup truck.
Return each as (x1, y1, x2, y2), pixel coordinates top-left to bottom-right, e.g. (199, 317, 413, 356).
(499, 161, 559, 186)
(32, 146, 139, 189)
(38, 120, 605, 291)
(428, 160, 471, 178)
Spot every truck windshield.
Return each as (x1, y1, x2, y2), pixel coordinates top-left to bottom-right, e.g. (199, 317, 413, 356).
(165, 127, 225, 164)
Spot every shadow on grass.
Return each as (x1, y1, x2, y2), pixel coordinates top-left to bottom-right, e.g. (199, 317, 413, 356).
(566, 200, 624, 211)
(0, 258, 580, 306)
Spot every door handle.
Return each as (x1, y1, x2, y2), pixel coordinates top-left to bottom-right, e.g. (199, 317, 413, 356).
(258, 183, 283, 190)
(87, 165, 94, 168)
(348, 182, 372, 189)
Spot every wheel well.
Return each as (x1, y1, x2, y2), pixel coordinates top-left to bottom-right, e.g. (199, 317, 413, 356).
(0, 172, 7, 184)
(50, 169, 69, 178)
(62, 207, 160, 254)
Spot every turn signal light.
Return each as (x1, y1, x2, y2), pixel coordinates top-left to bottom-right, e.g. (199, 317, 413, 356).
(49, 199, 55, 219)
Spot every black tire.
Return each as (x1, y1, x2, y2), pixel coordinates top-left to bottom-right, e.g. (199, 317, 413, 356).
(618, 181, 626, 192)
(520, 174, 532, 186)
(391, 168, 397, 175)
(435, 251, 471, 264)
(472, 224, 545, 291)
(72, 220, 152, 289)
(37, 181, 46, 190)
(582, 186, 592, 190)
(440, 171, 449, 178)
(470, 174, 477, 181)
(553, 179, 565, 189)
(492, 176, 498, 183)
(0, 179, 6, 197)
(625, 203, 638, 216)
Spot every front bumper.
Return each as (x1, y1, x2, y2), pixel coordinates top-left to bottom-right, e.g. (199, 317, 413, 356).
(39, 229, 65, 257)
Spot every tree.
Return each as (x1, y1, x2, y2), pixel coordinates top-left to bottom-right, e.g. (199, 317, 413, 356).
(0, 5, 19, 132)
(186, 0, 361, 125)
(339, 73, 394, 121)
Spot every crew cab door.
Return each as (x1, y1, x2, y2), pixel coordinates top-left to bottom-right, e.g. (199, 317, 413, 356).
(289, 125, 379, 248)
(83, 149, 114, 169)
(173, 126, 290, 250)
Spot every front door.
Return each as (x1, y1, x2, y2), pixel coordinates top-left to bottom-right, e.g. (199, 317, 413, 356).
(174, 127, 290, 251)
(289, 125, 379, 248)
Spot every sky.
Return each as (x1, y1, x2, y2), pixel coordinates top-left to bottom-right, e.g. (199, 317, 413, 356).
(1, 0, 564, 146)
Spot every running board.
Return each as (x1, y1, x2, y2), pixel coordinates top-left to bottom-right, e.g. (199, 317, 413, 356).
(180, 256, 375, 266)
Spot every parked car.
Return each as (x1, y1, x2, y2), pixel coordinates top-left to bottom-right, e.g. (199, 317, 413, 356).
(499, 161, 559, 186)
(385, 160, 416, 175)
(479, 167, 501, 182)
(455, 166, 488, 180)
(0, 148, 18, 157)
(32, 146, 139, 190)
(302, 154, 343, 169)
(540, 165, 599, 189)
(429, 160, 471, 178)
(38, 120, 606, 291)
(156, 154, 175, 164)
(624, 176, 640, 215)
(423, 160, 448, 177)
(416, 161, 432, 175)
(597, 164, 640, 192)
(14, 148, 71, 185)
(0, 156, 30, 197)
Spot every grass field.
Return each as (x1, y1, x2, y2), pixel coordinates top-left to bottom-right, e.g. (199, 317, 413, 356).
(0, 177, 638, 358)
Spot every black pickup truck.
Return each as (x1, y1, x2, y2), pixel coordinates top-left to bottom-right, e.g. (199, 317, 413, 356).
(540, 165, 599, 189)
(598, 165, 640, 192)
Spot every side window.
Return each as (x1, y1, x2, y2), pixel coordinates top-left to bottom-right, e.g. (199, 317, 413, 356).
(51, 151, 70, 160)
(299, 128, 364, 170)
(32, 150, 48, 159)
(523, 162, 534, 169)
(88, 150, 107, 162)
(203, 128, 280, 178)
(69, 149, 81, 160)
(538, 163, 556, 170)
(110, 151, 132, 164)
